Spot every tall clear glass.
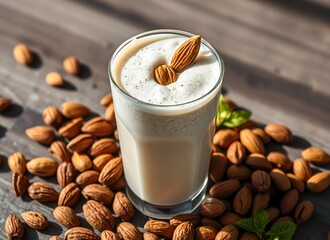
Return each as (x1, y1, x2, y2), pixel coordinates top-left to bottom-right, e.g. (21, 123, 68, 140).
(108, 29, 224, 219)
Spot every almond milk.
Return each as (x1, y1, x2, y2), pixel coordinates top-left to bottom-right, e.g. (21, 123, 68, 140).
(109, 30, 224, 217)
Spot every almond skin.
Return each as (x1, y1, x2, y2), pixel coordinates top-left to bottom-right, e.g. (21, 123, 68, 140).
(226, 165, 252, 181)
(245, 153, 273, 171)
(57, 162, 75, 188)
(144, 220, 175, 238)
(72, 152, 92, 172)
(227, 141, 246, 165)
(306, 172, 330, 193)
(172, 222, 194, 240)
(240, 129, 265, 154)
(252, 192, 270, 214)
(101, 230, 121, 240)
(83, 200, 115, 232)
(194, 226, 217, 240)
(49, 140, 72, 163)
(199, 198, 226, 218)
(93, 154, 114, 172)
(104, 103, 116, 126)
(82, 184, 114, 205)
(21, 211, 49, 230)
(251, 170, 271, 193)
(293, 158, 312, 182)
(265, 207, 280, 223)
(76, 170, 100, 189)
(215, 225, 239, 240)
(264, 123, 293, 144)
(5, 214, 24, 240)
(82, 117, 115, 137)
(267, 152, 293, 172)
(99, 157, 123, 186)
(201, 218, 223, 231)
(12, 172, 29, 197)
(294, 200, 314, 224)
(113, 192, 135, 221)
(63, 56, 81, 75)
(45, 72, 65, 87)
(143, 232, 160, 240)
(170, 214, 200, 228)
(0, 97, 12, 112)
(209, 152, 228, 183)
(8, 152, 26, 174)
(89, 138, 119, 157)
(58, 182, 81, 207)
(53, 206, 80, 229)
(61, 101, 90, 118)
(26, 157, 58, 177)
(43, 106, 63, 127)
(13, 43, 33, 65)
(25, 126, 55, 145)
(280, 189, 299, 215)
(28, 182, 59, 202)
(233, 186, 253, 215)
(64, 227, 101, 240)
(154, 65, 178, 85)
(213, 129, 239, 148)
(269, 168, 291, 192)
(209, 179, 241, 199)
(67, 134, 94, 153)
(58, 117, 83, 139)
(301, 147, 330, 165)
(117, 222, 142, 240)
(219, 212, 242, 227)
(287, 173, 305, 193)
(251, 127, 271, 144)
(100, 93, 113, 107)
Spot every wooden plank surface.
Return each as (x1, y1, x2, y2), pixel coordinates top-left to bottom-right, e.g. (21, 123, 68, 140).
(0, 0, 329, 239)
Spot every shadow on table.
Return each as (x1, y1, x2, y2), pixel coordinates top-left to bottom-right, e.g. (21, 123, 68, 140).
(0, 103, 24, 118)
(41, 221, 63, 236)
(0, 125, 7, 138)
(79, 63, 92, 80)
(29, 52, 43, 69)
(290, 135, 311, 149)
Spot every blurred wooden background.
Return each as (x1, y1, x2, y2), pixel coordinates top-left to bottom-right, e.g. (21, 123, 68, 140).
(0, 0, 329, 239)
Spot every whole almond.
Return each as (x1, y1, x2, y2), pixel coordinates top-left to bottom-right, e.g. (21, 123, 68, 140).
(170, 214, 200, 228)
(83, 200, 115, 232)
(117, 222, 143, 240)
(239, 232, 259, 240)
(25, 126, 55, 145)
(219, 212, 242, 226)
(13, 43, 33, 65)
(53, 206, 80, 229)
(251, 170, 271, 192)
(287, 173, 305, 193)
(227, 141, 246, 165)
(215, 225, 239, 240)
(269, 168, 291, 192)
(93, 154, 114, 172)
(293, 158, 312, 182)
(280, 189, 299, 215)
(226, 165, 252, 181)
(28, 182, 59, 202)
(274, 216, 294, 224)
(57, 162, 75, 188)
(301, 147, 330, 165)
(72, 152, 92, 172)
(144, 220, 175, 238)
(89, 138, 119, 157)
(5, 214, 24, 240)
(294, 200, 314, 224)
(58, 117, 83, 139)
(267, 152, 292, 172)
(200, 198, 226, 218)
(50, 236, 61, 240)
(63, 56, 81, 75)
(58, 182, 81, 207)
(233, 186, 253, 215)
(82, 184, 114, 205)
(171, 35, 201, 73)
(209, 152, 228, 183)
(194, 226, 217, 240)
(45, 72, 65, 87)
(117, 222, 142, 240)
(306, 172, 330, 193)
(8, 152, 26, 174)
(264, 123, 293, 144)
(27, 157, 58, 177)
(100, 93, 113, 107)
(67, 134, 94, 153)
(99, 156, 123, 186)
(104, 103, 116, 126)
(265, 207, 280, 222)
(64, 227, 100, 240)
(172, 222, 194, 240)
(252, 192, 270, 214)
(76, 170, 100, 188)
(154, 65, 178, 85)
(110, 177, 126, 191)
(43, 106, 63, 127)
(102, 230, 121, 240)
(21, 211, 49, 230)
(82, 117, 115, 137)
(234, 120, 257, 132)
(213, 129, 239, 148)
(240, 129, 265, 154)
(143, 232, 160, 240)
(61, 101, 90, 119)
(49, 141, 72, 163)
(201, 218, 223, 231)
(0, 97, 12, 112)
(12, 172, 29, 197)
(113, 192, 135, 221)
(251, 127, 271, 144)
(245, 153, 273, 171)
(209, 179, 241, 199)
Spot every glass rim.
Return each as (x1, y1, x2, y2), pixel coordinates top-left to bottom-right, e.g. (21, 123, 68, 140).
(108, 29, 225, 109)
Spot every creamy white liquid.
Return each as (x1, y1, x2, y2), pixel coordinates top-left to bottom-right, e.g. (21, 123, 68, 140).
(110, 32, 222, 206)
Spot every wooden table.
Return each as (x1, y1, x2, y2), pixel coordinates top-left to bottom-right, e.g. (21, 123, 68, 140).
(0, 0, 329, 239)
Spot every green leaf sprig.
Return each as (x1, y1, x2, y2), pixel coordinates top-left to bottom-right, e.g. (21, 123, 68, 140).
(237, 209, 297, 240)
(216, 95, 251, 128)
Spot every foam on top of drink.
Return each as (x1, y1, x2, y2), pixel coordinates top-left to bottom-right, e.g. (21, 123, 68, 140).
(113, 33, 221, 105)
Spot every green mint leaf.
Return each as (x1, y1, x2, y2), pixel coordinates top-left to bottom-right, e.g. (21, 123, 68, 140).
(266, 221, 297, 240)
(237, 218, 255, 233)
(216, 95, 233, 127)
(222, 109, 251, 128)
(253, 209, 269, 238)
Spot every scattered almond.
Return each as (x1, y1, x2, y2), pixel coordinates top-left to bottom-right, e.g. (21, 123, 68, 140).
(53, 206, 80, 229)
(264, 123, 293, 144)
(5, 214, 24, 240)
(58, 117, 83, 139)
(144, 220, 175, 238)
(26, 157, 58, 177)
(209, 152, 228, 183)
(57, 162, 75, 188)
(63, 56, 81, 75)
(72, 151, 92, 172)
(280, 189, 299, 215)
(100, 93, 113, 107)
(12, 172, 29, 197)
(21, 211, 49, 230)
(209, 179, 241, 199)
(200, 198, 226, 218)
(45, 72, 65, 87)
(99, 156, 123, 186)
(13, 43, 33, 65)
(28, 182, 59, 202)
(294, 200, 314, 224)
(64, 227, 100, 240)
(25, 126, 55, 145)
(215, 225, 239, 240)
(82, 184, 114, 205)
(76, 170, 100, 189)
(82, 117, 115, 137)
(8, 152, 26, 174)
(269, 168, 291, 192)
(301, 147, 330, 165)
(113, 192, 135, 221)
(306, 172, 330, 193)
(293, 158, 313, 182)
(67, 134, 94, 153)
(233, 186, 253, 215)
(43, 106, 63, 127)
(49, 140, 72, 163)
(213, 129, 239, 148)
(154, 65, 178, 85)
(61, 101, 90, 118)
(58, 182, 81, 207)
(117, 222, 142, 240)
(267, 152, 292, 172)
(89, 138, 119, 157)
(240, 129, 265, 154)
(172, 222, 194, 240)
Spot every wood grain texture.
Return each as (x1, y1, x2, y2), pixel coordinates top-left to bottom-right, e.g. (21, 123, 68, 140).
(0, 0, 329, 239)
